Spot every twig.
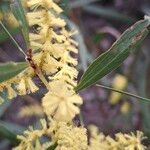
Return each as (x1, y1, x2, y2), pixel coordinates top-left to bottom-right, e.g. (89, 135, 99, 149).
(96, 84, 150, 103)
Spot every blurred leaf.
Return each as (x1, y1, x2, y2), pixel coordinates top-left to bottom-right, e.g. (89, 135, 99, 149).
(0, 121, 24, 134)
(0, 122, 19, 145)
(69, 0, 99, 9)
(83, 5, 135, 23)
(0, 27, 20, 43)
(75, 17, 150, 92)
(0, 2, 20, 43)
(10, 0, 29, 48)
(46, 143, 57, 150)
(92, 33, 105, 43)
(0, 101, 11, 117)
(0, 62, 28, 83)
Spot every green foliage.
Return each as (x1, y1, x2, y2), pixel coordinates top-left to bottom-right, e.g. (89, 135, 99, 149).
(0, 62, 28, 83)
(75, 17, 150, 92)
(10, 0, 29, 48)
(0, 122, 19, 145)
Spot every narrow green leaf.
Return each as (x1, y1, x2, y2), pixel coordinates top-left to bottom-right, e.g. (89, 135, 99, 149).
(83, 5, 135, 23)
(10, 0, 29, 48)
(46, 143, 57, 150)
(75, 17, 150, 92)
(0, 27, 20, 43)
(0, 62, 28, 83)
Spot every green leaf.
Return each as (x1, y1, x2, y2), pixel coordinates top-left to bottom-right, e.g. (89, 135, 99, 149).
(0, 122, 19, 145)
(83, 5, 135, 23)
(0, 27, 20, 43)
(10, 0, 29, 48)
(46, 143, 57, 150)
(75, 17, 150, 92)
(0, 62, 28, 83)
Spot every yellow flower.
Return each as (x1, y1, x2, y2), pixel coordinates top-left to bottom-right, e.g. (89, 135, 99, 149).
(109, 74, 128, 105)
(123, 131, 146, 150)
(42, 80, 83, 121)
(17, 76, 38, 95)
(7, 85, 17, 100)
(88, 125, 146, 150)
(49, 121, 88, 150)
(88, 125, 110, 150)
(120, 101, 131, 114)
(27, 0, 63, 13)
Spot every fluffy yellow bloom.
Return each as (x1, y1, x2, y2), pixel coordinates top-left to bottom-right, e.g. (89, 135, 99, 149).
(17, 77, 39, 95)
(14, 119, 87, 150)
(14, 119, 52, 150)
(88, 125, 110, 150)
(27, 0, 63, 13)
(42, 80, 83, 121)
(88, 125, 146, 150)
(122, 131, 146, 150)
(48, 120, 88, 150)
(109, 74, 128, 105)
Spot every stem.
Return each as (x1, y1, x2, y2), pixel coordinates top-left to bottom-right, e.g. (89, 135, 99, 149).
(0, 21, 27, 57)
(96, 84, 150, 103)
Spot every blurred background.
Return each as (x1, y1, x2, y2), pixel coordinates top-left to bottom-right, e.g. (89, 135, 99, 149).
(0, 0, 150, 149)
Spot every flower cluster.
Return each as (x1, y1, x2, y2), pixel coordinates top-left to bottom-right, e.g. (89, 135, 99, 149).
(88, 125, 146, 150)
(0, 67, 38, 102)
(14, 118, 88, 150)
(26, 0, 82, 121)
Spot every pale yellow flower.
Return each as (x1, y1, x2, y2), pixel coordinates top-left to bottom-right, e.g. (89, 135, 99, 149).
(109, 74, 128, 105)
(17, 77, 38, 95)
(42, 80, 83, 121)
(18, 104, 44, 117)
(27, 0, 63, 13)
(120, 101, 131, 114)
(49, 121, 88, 150)
(7, 85, 17, 99)
(88, 125, 146, 150)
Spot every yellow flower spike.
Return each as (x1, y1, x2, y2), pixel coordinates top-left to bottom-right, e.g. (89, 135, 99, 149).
(120, 101, 131, 114)
(7, 85, 17, 100)
(52, 122, 88, 150)
(27, 0, 63, 13)
(42, 80, 83, 122)
(17, 78, 27, 95)
(26, 10, 47, 26)
(42, 54, 61, 75)
(26, 77, 39, 93)
(109, 74, 128, 105)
